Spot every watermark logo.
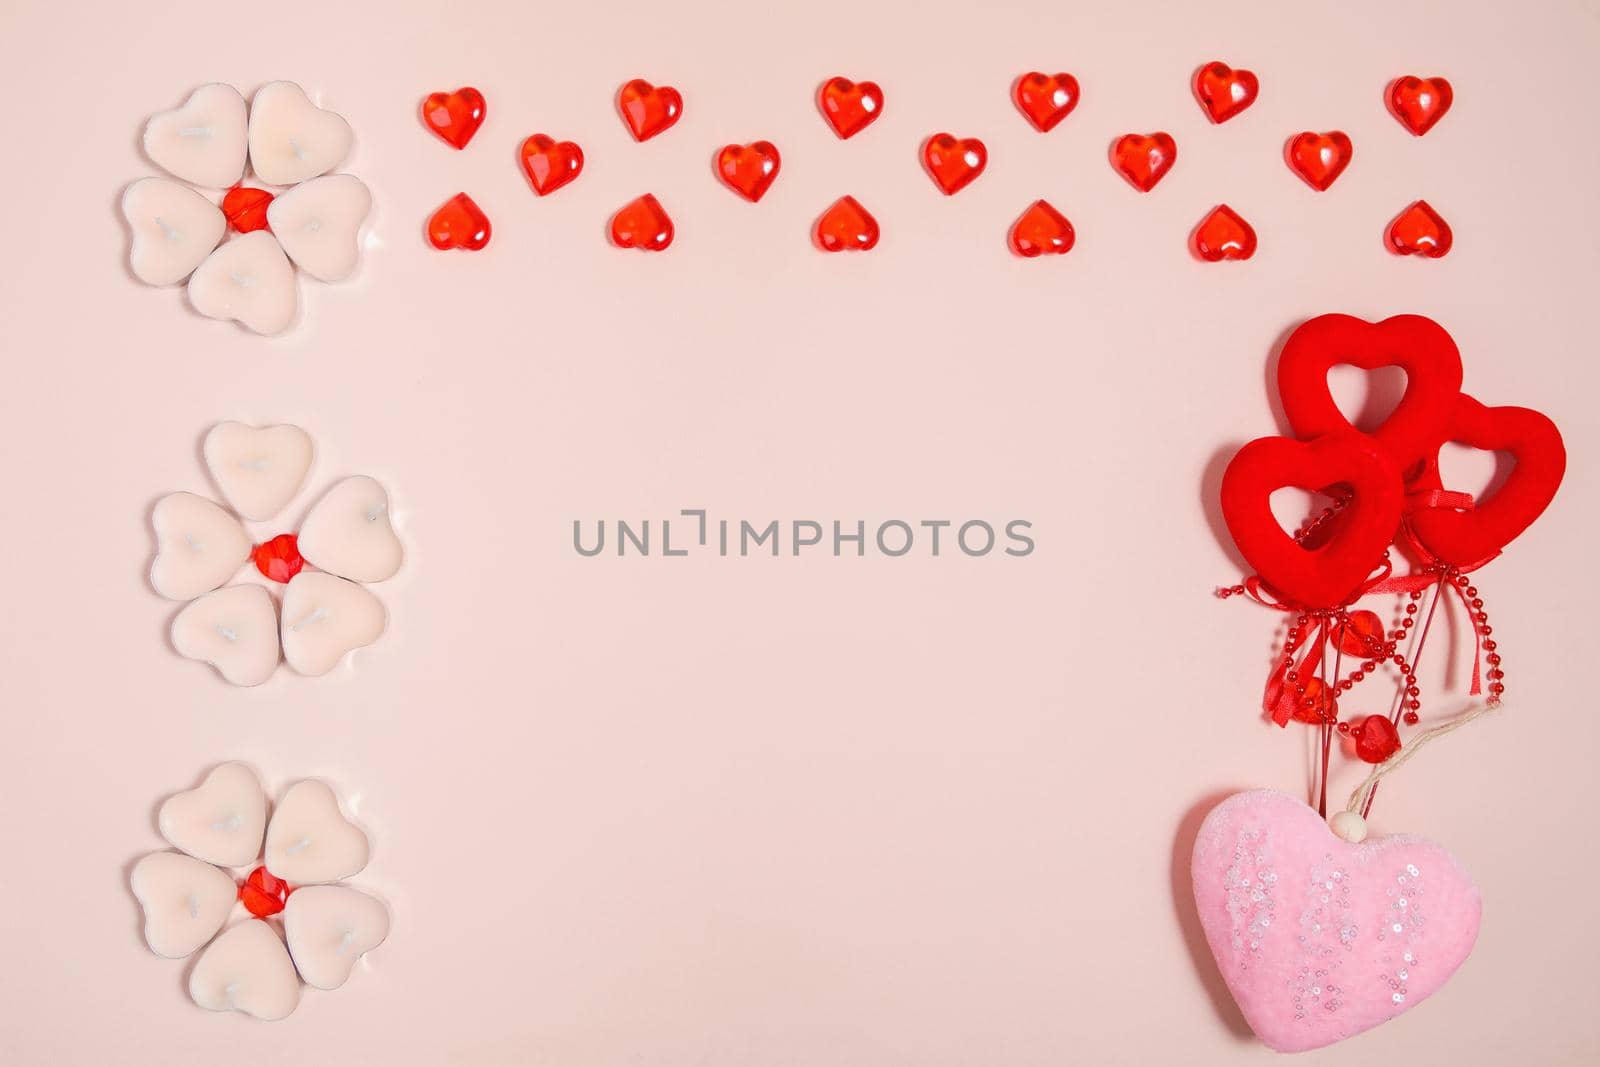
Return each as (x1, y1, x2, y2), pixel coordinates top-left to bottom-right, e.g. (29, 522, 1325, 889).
(574, 509, 1034, 558)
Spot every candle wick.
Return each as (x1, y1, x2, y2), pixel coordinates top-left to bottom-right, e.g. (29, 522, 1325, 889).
(229, 271, 256, 290)
(213, 624, 238, 643)
(184, 533, 204, 552)
(186, 893, 199, 919)
(154, 216, 181, 242)
(210, 812, 241, 831)
(365, 504, 387, 522)
(335, 929, 355, 955)
(238, 457, 270, 471)
(284, 836, 311, 855)
(290, 607, 327, 632)
(288, 138, 306, 161)
(178, 125, 212, 138)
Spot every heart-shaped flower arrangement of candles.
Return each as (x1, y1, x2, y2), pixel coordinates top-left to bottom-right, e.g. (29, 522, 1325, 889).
(131, 763, 388, 1020)
(151, 422, 403, 685)
(123, 82, 371, 335)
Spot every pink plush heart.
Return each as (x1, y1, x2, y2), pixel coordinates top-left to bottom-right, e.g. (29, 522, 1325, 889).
(1191, 790, 1480, 1052)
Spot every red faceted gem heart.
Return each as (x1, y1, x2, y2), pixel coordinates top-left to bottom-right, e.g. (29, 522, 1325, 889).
(1193, 61, 1258, 124)
(716, 141, 781, 202)
(427, 193, 491, 250)
(1333, 610, 1386, 656)
(1387, 200, 1452, 258)
(240, 866, 290, 918)
(818, 77, 883, 139)
(815, 196, 878, 252)
(520, 134, 584, 196)
(1352, 714, 1401, 763)
(421, 87, 486, 149)
(1286, 131, 1353, 191)
(1009, 199, 1074, 257)
(922, 134, 987, 195)
(611, 194, 673, 251)
(618, 79, 681, 141)
(222, 186, 274, 233)
(1111, 133, 1176, 192)
(1192, 204, 1256, 261)
(1013, 71, 1079, 132)
(253, 533, 304, 583)
(1388, 76, 1453, 136)
(1290, 678, 1337, 725)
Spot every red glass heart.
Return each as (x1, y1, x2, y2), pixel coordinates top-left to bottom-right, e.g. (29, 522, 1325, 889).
(1192, 204, 1256, 261)
(1388, 76, 1453, 136)
(1286, 131, 1353, 191)
(1009, 199, 1074, 257)
(1276, 313, 1465, 481)
(1333, 609, 1385, 656)
(1352, 714, 1401, 763)
(427, 192, 491, 251)
(240, 866, 290, 918)
(1193, 62, 1258, 124)
(1405, 395, 1566, 567)
(1290, 678, 1337, 725)
(421, 87, 486, 150)
(716, 141, 781, 202)
(253, 533, 304, 583)
(1110, 133, 1176, 192)
(1387, 200, 1452, 258)
(815, 196, 878, 252)
(922, 134, 987, 195)
(519, 134, 584, 196)
(222, 186, 274, 234)
(1220, 431, 1405, 609)
(618, 79, 681, 141)
(1013, 72, 1079, 132)
(611, 194, 673, 251)
(818, 77, 883, 139)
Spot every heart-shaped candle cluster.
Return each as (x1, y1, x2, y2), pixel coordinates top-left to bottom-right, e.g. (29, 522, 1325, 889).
(124, 82, 370, 334)
(151, 422, 403, 686)
(131, 763, 388, 1020)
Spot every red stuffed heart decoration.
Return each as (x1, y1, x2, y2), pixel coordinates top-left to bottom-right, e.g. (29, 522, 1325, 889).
(1276, 314, 1464, 482)
(1221, 432, 1404, 609)
(1405, 394, 1566, 567)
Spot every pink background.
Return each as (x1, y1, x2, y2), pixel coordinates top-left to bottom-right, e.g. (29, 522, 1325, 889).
(1, 0, 1596, 1062)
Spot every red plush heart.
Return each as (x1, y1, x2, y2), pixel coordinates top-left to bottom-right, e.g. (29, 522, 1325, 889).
(1221, 432, 1405, 609)
(1387, 200, 1453, 258)
(1111, 133, 1176, 192)
(1276, 314, 1464, 481)
(1009, 199, 1074, 257)
(1388, 76, 1453, 136)
(520, 135, 584, 196)
(421, 87, 486, 149)
(716, 141, 781, 202)
(618, 79, 681, 141)
(1286, 131, 1352, 191)
(922, 134, 987, 195)
(815, 196, 878, 252)
(426, 192, 491, 251)
(1193, 62, 1258, 124)
(1191, 204, 1256, 261)
(818, 77, 883, 139)
(1013, 72, 1079, 132)
(610, 194, 673, 251)
(1405, 395, 1566, 567)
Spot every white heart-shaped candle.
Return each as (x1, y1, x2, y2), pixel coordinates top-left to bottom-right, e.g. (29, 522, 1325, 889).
(150, 492, 252, 600)
(248, 81, 353, 186)
(187, 231, 298, 335)
(143, 83, 248, 189)
(267, 174, 371, 282)
(158, 761, 268, 867)
(264, 779, 370, 884)
(283, 885, 390, 989)
(279, 572, 386, 676)
(170, 585, 281, 687)
(203, 422, 314, 521)
(297, 476, 403, 583)
(121, 178, 226, 286)
(188, 920, 301, 1021)
(130, 851, 239, 959)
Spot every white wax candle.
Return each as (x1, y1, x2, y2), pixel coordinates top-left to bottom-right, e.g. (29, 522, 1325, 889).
(248, 81, 353, 186)
(297, 475, 403, 583)
(278, 572, 386, 676)
(267, 174, 372, 283)
(188, 920, 301, 1020)
(283, 885, 390, 990)
(264, 780, 370, 884)
(157, 762, 268, 867)
(149, 492, 252, 600)
(130, 852, 237, 959)
(187, 230, 298, 335)
(143, 83, 248, 189)
(170, 586, 280, 687)
(121, 178, 226, 286)
(203, 422, 314, 521)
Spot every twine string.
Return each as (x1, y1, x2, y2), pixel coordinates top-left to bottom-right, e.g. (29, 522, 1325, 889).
(1344, 702, 1498, 816)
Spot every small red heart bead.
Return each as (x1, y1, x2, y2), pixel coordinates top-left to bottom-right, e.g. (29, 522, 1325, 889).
(427, 192, 491, 251)
(1013, 72, 1079, 132)
(618, 79, 682, 141)
(1352, 714, 1401, 763)
(1009, 199, 1074, 257)
(818, 77, 883, 139)
(1286, 131, 1353, 191)
(1193, 62, 1258, 124)
(716, 141, 781, 202)
(421, 87, 486, 149)
(253, 533, 304, 583)
(1192, 204, 1256, 261)
(1387, 200, 1452, 258)
(815, 196, 878, 252)
(1290, 678, 1337, 725)
(1388, 76, 1453, 136)
(1111, 133, 1176, 192)
(240, 866, 291, 918)
(922, 133, 987, 195)
(520, 134, 584, 196)
(1332, 610, 1386, 657)
(611, 194, 673, 251)
(222, 186, 274, 233)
